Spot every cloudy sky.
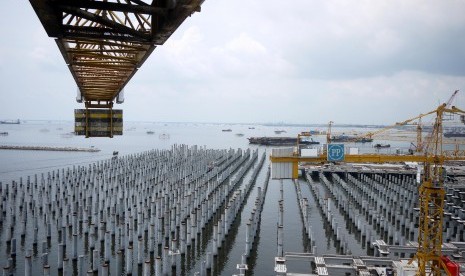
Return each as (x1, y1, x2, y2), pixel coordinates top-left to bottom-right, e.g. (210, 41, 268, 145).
(1, 0, 465, 124)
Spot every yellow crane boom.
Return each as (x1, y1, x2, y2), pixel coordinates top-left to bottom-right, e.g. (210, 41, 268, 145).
(362, 109, 437, 139)
(360, 90, 459, 152)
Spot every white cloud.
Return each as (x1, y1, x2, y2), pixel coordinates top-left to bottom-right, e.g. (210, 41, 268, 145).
(367, 29, 403, 58)
(155, 27, 294, 80)
(2, 0, 465, 124)
(165, 26, 203, 57)
(225, 33, 266, 55)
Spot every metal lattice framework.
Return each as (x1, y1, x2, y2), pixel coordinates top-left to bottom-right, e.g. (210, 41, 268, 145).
(30, 0, 204, 104)
(415, 105, 446, 275)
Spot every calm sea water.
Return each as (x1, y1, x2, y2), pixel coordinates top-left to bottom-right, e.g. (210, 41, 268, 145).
(0, 121, 254, 183)
(0, 121, 415, 275)
(0, 121, 413, 183)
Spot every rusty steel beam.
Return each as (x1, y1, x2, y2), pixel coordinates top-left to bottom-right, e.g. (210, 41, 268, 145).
(60, 6, 152, 41)
(30, 0, 204, 105)
(55, 0, 167, 15)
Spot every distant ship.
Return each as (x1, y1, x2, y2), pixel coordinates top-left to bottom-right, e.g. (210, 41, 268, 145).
(444, 128, 465, 138)
(374, 143, 390, 148)
(146, 131, 155, 134)
(248, 136, 319, 146)
(274, 130, 286, 134)
(444, 133, 465, 138)
(222, 129, 232, 132)
(0, 119, 20, 124)
(331, 135, 373, 143)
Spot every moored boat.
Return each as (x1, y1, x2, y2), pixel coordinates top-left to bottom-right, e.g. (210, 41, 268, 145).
(248, 136, 319, 146)
(0, 119, 20, 124)
(331, 135, 373, 143)
(374, 143, 390, 148)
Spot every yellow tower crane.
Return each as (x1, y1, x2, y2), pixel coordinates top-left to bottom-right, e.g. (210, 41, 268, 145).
(413, 103, 465, 275)
(270, 103, 465, 276)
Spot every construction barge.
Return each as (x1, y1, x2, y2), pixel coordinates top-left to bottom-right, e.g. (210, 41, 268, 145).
(0, 119, 20, 124)
(330, 135, 373, 143)
(249, 136, 320, 146)
(0, 145, 100, 152)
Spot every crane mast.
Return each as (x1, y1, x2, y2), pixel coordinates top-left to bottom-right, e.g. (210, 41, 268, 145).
(415, 103, 465, 275)
(415, 104, 446, 275)
(327, 121, 333, 144)
(416, 117, 423, 152)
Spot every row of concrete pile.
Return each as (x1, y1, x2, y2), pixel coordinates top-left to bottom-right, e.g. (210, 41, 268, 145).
(0, 145, 269, 276)
(304, 168, 465, 258)
(326, 172, 416, 247)
(444, 185, 465, 243)
(196, 152, 266, 276)
(293, 179, 317, 254)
